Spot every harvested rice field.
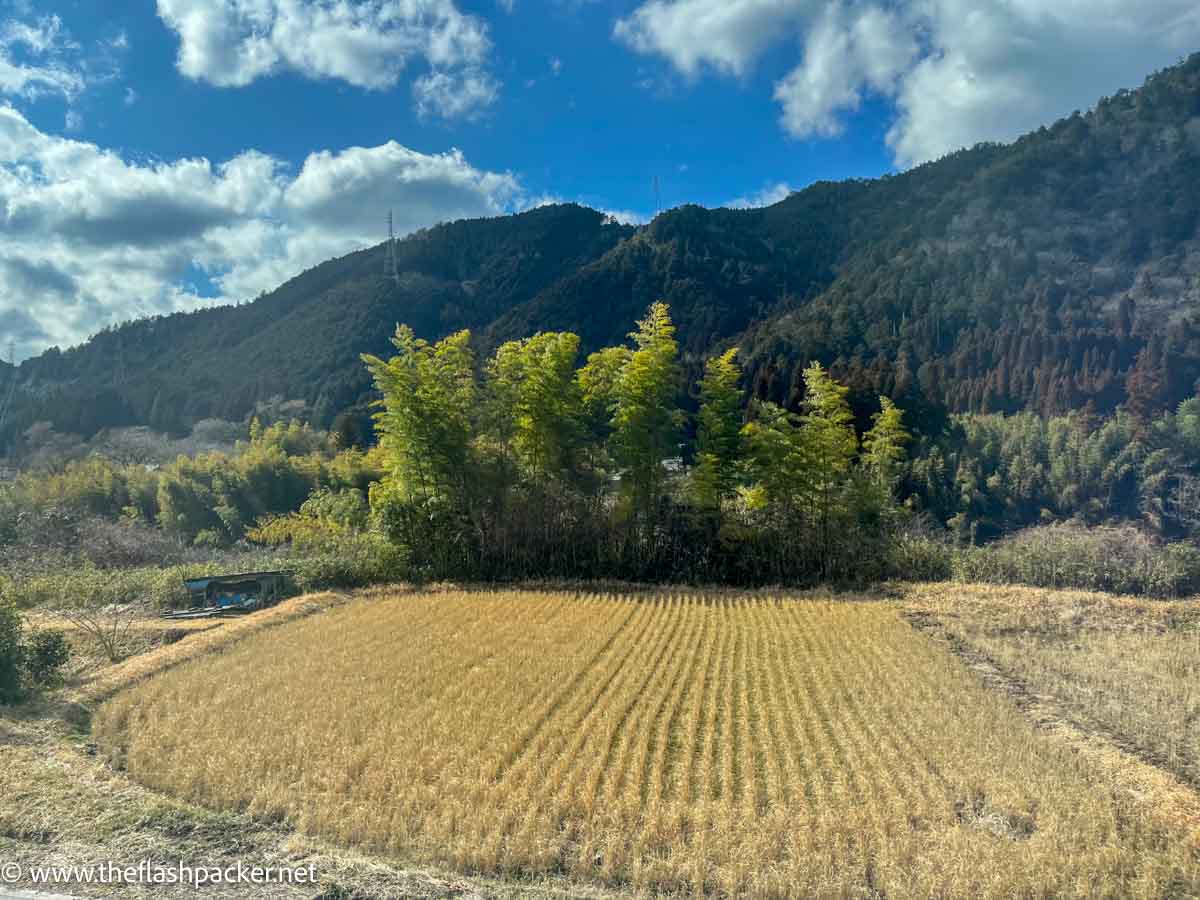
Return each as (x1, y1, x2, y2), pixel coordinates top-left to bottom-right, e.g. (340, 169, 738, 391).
(94, 589, 1200, 898)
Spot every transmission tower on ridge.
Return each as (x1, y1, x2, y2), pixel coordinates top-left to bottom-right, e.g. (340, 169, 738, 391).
(385, 210, 400, 286)
(114, 330, 126, 386)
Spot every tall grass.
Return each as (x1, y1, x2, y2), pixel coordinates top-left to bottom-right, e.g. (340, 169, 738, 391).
(0, 535, 403, 612)
(889, 523, 1200, 598)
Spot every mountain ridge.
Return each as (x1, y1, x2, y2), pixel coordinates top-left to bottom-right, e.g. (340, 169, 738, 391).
(3, 53, 1200, 445)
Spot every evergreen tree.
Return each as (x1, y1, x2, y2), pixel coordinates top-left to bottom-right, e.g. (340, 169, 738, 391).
(1125, 338, 1169, 430)
(578, 347, 632, 436)
(611, 303, 683, 519)
(799, 363, 859, 575)
(741, 401, 807, 516)
(576, 345, 632, 475)
(487, 332, 583, 479)
(363, 326, 476, 505)
(862, 397, 909, 487)
(859, 396, 911, 537)
(693, 348, 743, 510)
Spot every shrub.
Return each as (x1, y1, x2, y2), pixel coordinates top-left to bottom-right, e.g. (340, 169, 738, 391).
(884, 528, 955, 583)
(256, 523, 407, 591)
(291, 542, 407, 591)
(951, 524, 1200, 598)
(23, 630, 70, 688)
(0, 599, 23, 704)
(193, 529, 226, 549)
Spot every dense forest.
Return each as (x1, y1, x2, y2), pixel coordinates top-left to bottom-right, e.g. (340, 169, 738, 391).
(4, 300, 1199, 600)
(3, 303, 911, 587)
(3, 54, 1200, 449)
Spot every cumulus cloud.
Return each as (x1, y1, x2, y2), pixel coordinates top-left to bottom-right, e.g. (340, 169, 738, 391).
(156, 0, 499, 116)
(725, 181, 793, 209)
(774, 4, 914, 138)
(617, 0, 1200, 167)
(0, 104, 520, 361)
(884, 0, 1200, 166)
(614, 0, 816, 77)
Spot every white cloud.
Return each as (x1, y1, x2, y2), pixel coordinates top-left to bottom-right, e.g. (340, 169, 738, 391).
(598, 208, 649, 225)
(617, 0, 1200, 167)
(156, 0, 493, 94)
(0, 13, 85, 99)
(520, 193, 649, 226)
(725, 181, 792, 208)
(63, 108, 81, 131)
(521, 193, 564, 208)
(614, 0, 816, 77)
(123, 86, 137, 106)
(413, 68, 500, 119)
(497, 0, 515, 12)
(774, 4, 914, 138)
(885, 0, 1200, 166)
(0, 104, 521, 361)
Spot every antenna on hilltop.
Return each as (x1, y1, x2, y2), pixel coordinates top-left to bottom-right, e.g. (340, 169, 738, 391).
(653, 175, 661, 217)
(385, 210, 400, 286)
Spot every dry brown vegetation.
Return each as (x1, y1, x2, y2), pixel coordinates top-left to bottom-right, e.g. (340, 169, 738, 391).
(4, 587, 610, 899)
(76, 591, 345, 705)
(904, 582, 1200, 794)
(94, 588, 1200, 898)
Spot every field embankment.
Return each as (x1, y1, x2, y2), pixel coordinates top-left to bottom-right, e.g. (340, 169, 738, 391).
(94, 588, 1199, 898)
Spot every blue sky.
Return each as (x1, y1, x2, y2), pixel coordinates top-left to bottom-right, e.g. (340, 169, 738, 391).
(1, 0, 1198, 360)
(18, 1, 896, 215)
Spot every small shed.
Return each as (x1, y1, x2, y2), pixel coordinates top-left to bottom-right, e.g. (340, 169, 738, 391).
(174, 571, 288, 617)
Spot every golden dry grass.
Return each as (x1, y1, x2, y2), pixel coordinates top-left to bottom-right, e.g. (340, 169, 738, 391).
(75, 591, 345, 704)
(94, 589, 1199, 898)
(904, 582, 1200, 790)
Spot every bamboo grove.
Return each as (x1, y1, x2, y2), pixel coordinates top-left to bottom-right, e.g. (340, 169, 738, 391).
(361, 302, 910, 583)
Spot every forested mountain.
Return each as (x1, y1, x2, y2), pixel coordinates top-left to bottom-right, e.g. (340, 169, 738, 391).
(4, 53, 1200, 447)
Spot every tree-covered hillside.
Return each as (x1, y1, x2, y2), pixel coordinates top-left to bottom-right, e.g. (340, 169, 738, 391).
(3, 52, 1200, 447)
